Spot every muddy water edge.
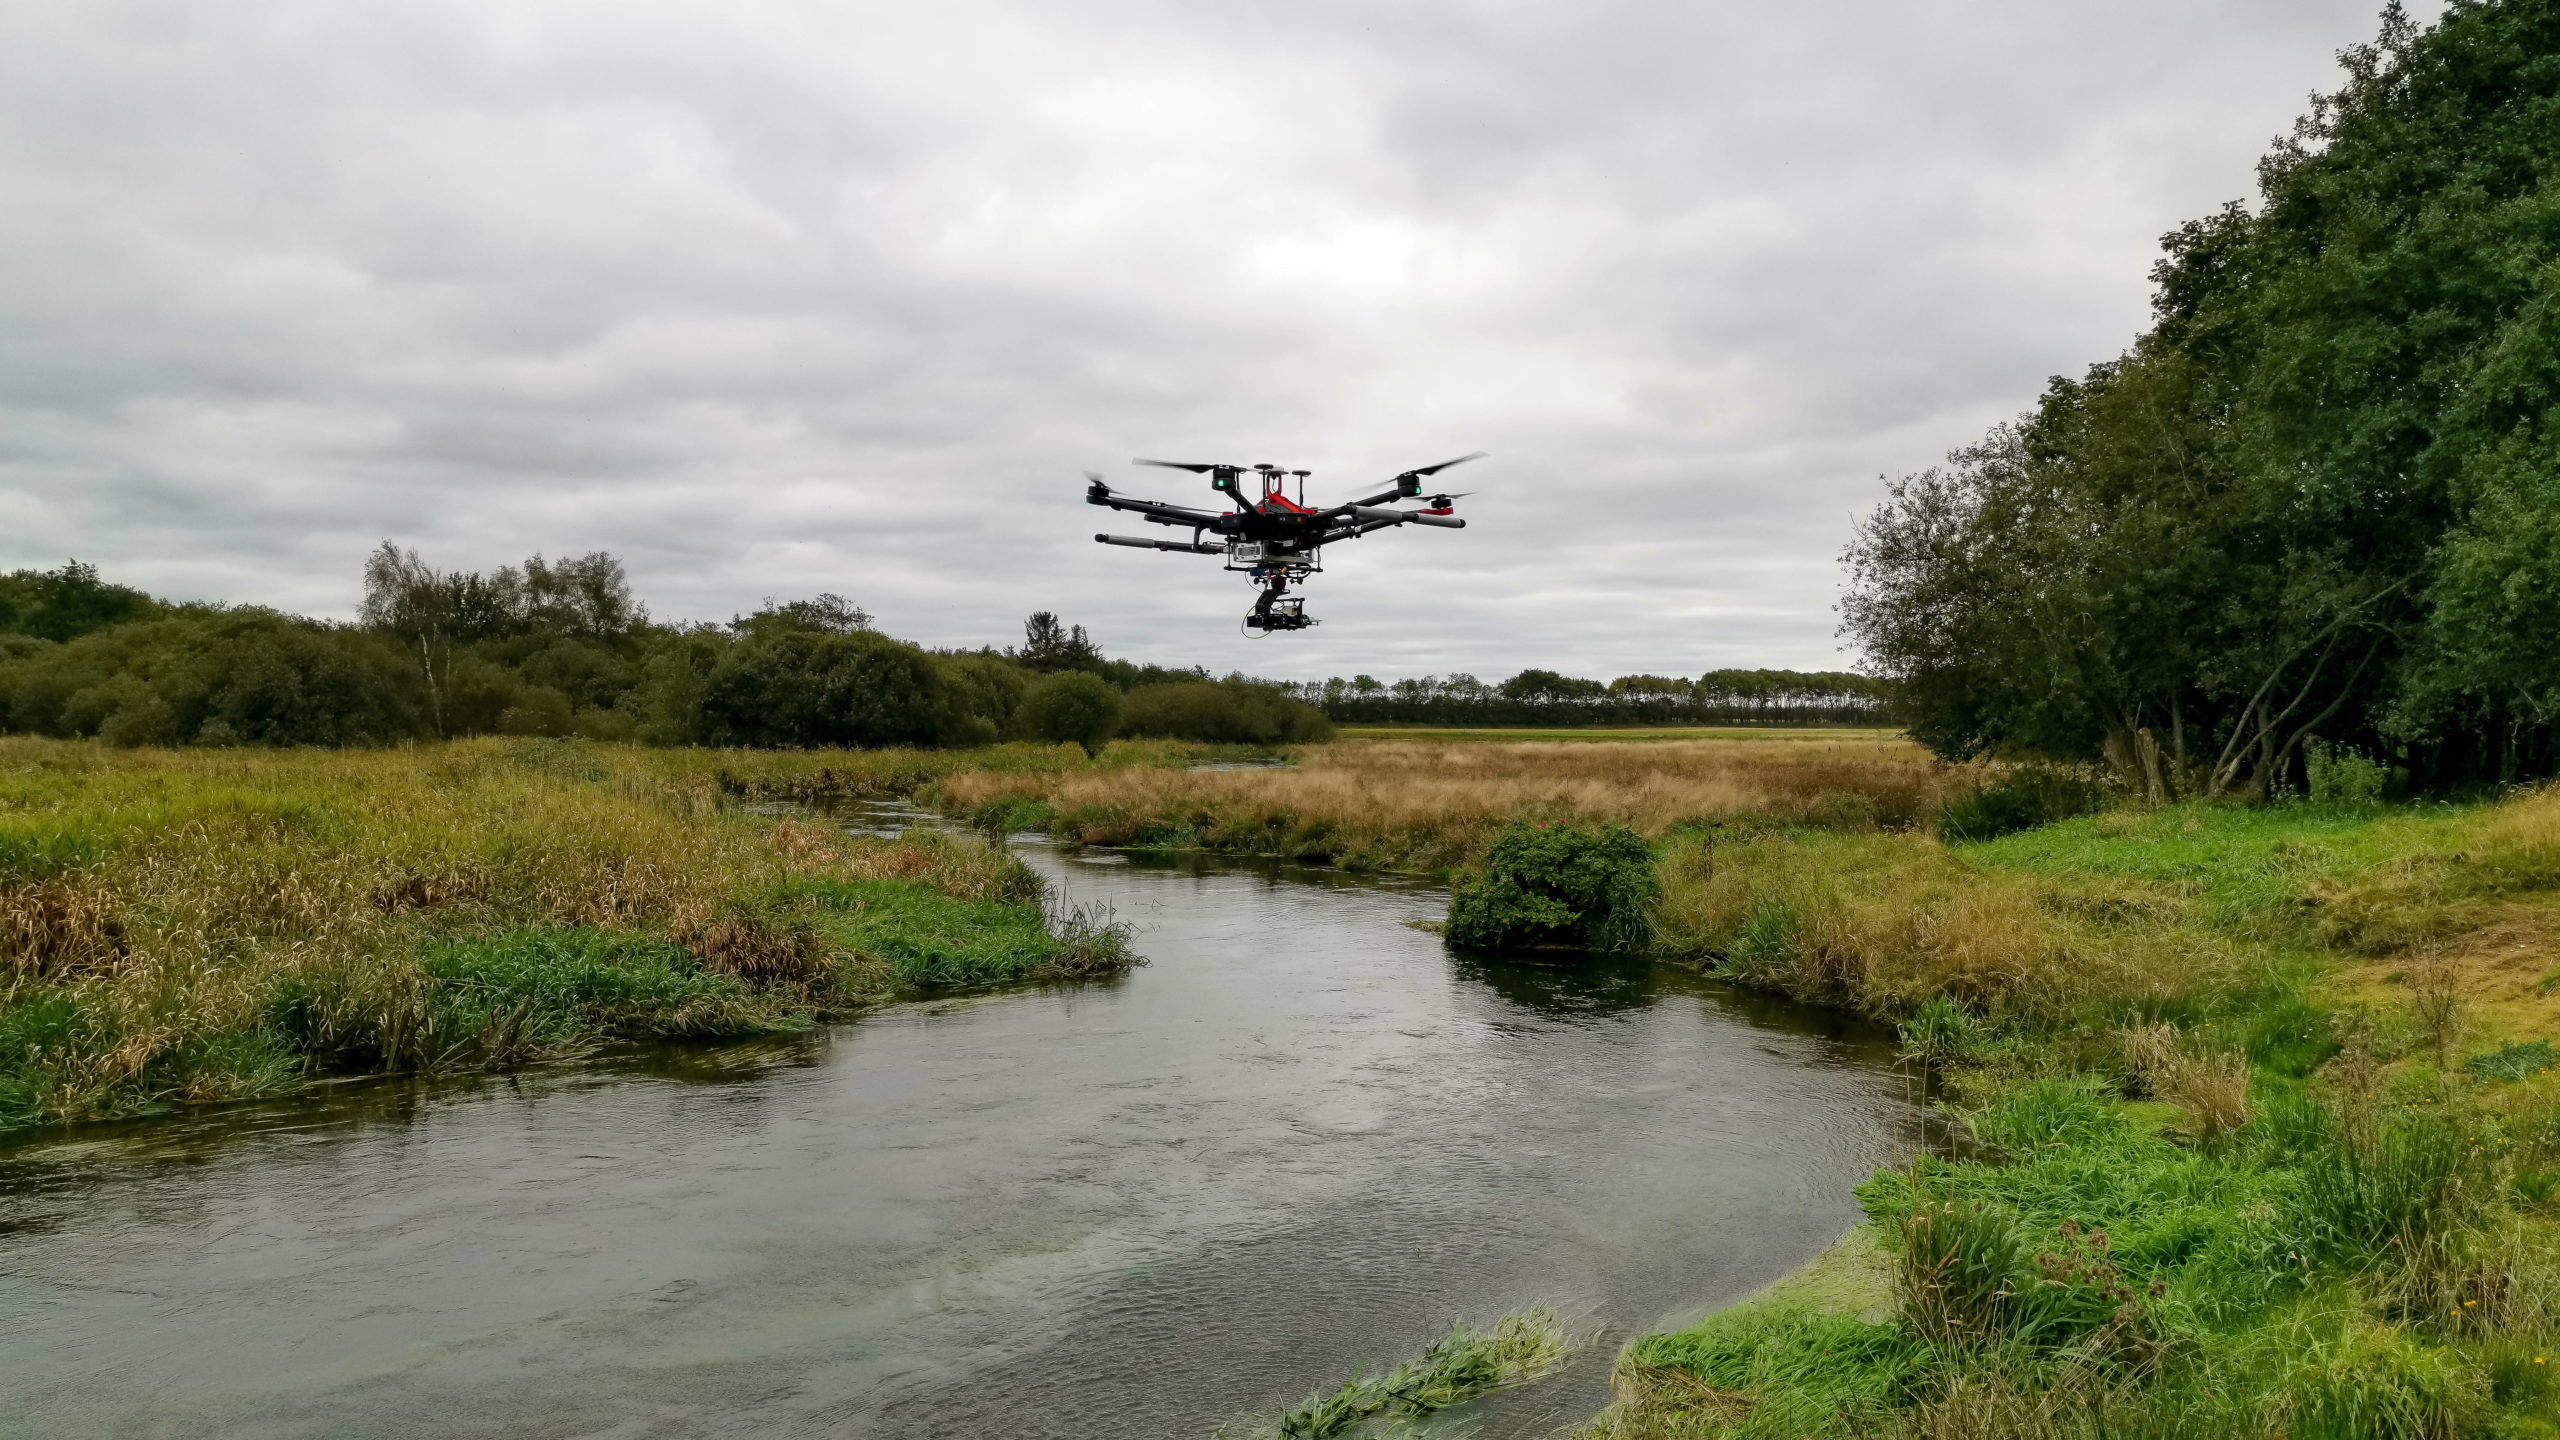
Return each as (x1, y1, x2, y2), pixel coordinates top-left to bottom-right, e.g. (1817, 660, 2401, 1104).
(0, 803, 1922, 1439)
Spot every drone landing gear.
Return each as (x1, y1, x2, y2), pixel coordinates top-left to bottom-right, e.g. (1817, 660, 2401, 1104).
(1243, 572, 1317, 638)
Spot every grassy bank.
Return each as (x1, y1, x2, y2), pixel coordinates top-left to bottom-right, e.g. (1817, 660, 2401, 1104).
(1572, 792, 2560, 1438)
(0, 737, 1141, 1134)
(932, 734, 1956, 873)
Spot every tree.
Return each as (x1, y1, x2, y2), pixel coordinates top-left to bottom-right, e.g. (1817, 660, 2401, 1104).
(1844, 0, 2560, 794)
(1118, 679, 1333, 744)
(0, 560, 160, 643)
(698, 630, 946, 748)
(1017, 611, 1104, 672)
(1017, 671, 1121, 754)
(733, 594, 872, 640)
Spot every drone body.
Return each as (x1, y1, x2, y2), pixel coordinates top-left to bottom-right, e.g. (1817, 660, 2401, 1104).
(1087, 452, 1483, 636)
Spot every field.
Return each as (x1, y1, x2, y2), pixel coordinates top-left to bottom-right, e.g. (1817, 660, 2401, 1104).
(932, 732, 1960, 872)
(0, 737, 1145, 1133)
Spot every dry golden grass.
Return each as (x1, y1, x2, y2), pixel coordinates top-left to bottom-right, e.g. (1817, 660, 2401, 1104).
(932, 734, 1959, 871)
(1650, 831, 2248, 1023)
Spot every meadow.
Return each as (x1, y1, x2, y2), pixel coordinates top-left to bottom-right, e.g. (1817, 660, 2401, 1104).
(0, 736, 1146, 1132)
(16, 725, 2560, 1434)
(932, 731, 1960, 873)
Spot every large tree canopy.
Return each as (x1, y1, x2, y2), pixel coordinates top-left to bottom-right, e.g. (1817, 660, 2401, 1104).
(1847, 0, 2560, 795)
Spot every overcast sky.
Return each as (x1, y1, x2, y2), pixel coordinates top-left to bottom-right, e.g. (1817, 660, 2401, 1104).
(0, 1, 2426, 679)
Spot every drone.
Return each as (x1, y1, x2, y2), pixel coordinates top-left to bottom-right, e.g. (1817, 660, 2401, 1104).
(1087, 452, 1484, 636)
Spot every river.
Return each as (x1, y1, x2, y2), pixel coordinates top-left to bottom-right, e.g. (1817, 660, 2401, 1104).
(0, 809, 1918, 1438)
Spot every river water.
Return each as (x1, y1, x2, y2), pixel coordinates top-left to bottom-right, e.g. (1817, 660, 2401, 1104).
(1, 812, 1917, 1439)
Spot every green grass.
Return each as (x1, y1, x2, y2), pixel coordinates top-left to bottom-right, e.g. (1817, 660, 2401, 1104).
(1576, 789, 2560, 1438)
(1219, 1308, 1572, 1438)
(0, 737, 1140, 1133)
(789, 878, 1132, 987)
(1966, 800, 2481, 932)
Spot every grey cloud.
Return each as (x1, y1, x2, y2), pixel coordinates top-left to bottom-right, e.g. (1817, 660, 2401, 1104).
(0, 0, 2430, 678)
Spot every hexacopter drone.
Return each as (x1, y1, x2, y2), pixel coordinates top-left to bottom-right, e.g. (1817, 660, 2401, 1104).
(1087, 452, 1484, 637)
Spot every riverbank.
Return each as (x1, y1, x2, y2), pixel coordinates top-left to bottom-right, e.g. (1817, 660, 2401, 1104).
(1578, 792, 2560, 1438)
(0, 737, 1145, 1132)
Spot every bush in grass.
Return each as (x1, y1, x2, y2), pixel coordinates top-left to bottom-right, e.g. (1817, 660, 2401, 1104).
(1444, 821, 1653, 952)
(1116, 678, 1333, 745)
(2305, 740, 2391, 804)
(1016, 671, 1121, 755)
(1938, 765, 2109, 842)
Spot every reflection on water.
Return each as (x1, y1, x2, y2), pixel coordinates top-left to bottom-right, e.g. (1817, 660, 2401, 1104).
(0, 819, 1921, 1440)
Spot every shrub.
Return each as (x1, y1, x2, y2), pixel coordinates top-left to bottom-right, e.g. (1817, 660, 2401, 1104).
(1117, 679, 1333, 745)
(698, 629, 947, 748)
(1016, 671, 1121, 755)
(1939, 764, 2110, 842)
(933, 652, 1031, 738)
(2306, 740, 2391, 804)
(1443, 821, 1653, 951)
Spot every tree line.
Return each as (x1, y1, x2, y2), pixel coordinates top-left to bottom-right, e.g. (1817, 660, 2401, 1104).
(1846, 0, 2560, 798)
(1289, 669, 1893, 728)
(0, 549, 1330, 750)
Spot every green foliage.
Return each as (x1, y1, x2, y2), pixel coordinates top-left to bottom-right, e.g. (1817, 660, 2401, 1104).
(2468, 1039, 2557, 1083)
(1016, 671, 1122, 754)
(1015, 610, 1104, 673)
(2305, 740, 2390, 804)
(1963, 1074, 2128, 1154)
(1844, 1, 2560, 792)
(1443, 821, 1652, 951)
(1896, 1199, 2030, 1348)
(1939, 765, 2110, 842)
(1117, 679, 1333, 745)
(790, 877, 1130, 987)
(933, 652, 1031, 745)
(0, 561, 161, 643)
(2287, 1113, 2486, 1270)
(698, 630, 947, 749)
(1224, 1309, 1569, 1439)
(1897, 995, 1989, 1064)
(0, 611, 430, 746)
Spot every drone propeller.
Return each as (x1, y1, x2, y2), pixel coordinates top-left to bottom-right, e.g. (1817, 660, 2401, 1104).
(1133, 458, 1227, 473)
(1423, 490, 1477, 505)
(1399, 451, 1489, 480)
(1083, 471, 1107, 483)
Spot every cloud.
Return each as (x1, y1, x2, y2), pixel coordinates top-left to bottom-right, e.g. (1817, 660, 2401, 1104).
(0, 0, 2426, 677)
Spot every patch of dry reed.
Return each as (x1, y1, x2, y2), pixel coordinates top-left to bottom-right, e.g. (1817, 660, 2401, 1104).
(1651, 832, 2243, 1023)
(934, 735, 1957, 870)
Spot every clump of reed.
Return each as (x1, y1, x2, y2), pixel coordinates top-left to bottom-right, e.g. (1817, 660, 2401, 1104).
(935, 734, 1961, 872)
(0, 737, 1132, 1131)
(1218, 1308, 1572, 1439)
(1595, 1066, 2560, 1440)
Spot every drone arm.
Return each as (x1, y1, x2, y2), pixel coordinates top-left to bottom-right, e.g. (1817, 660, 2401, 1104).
(1096, 532, 1220, 555)
(1089, 490, 1227, 528)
